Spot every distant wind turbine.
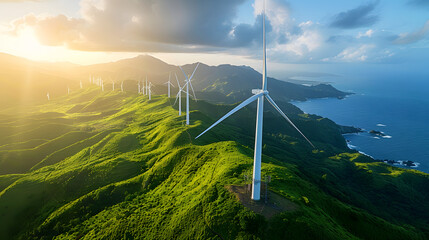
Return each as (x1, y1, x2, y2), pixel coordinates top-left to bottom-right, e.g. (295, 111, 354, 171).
(148, 82, 153, 100)
(101, 79, 104, 92)
(145, 77, 148, 96)
(138, 81, 141, 94)
(121, 80, 124, 92)
(164, 73, 175, 97)
(179, 63, 199, 125)
(112, 80, 115, 91)
(174, 73, 184, 116)
(47, 92, 50, 101)
(195, 2, 314, 201)
(67, 86, 70, 95)
(80, 80, 83, 89)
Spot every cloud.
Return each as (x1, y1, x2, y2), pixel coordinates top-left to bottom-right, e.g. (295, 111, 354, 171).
(334, 44, 374, 62)
(330, 2, 379, 29)
(393, 20, 429, 44)
(357, 29, 375, 38)
(9, 0, 270, 52)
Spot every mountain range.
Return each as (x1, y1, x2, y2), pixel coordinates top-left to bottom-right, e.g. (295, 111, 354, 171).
(0, 53, 347, 107)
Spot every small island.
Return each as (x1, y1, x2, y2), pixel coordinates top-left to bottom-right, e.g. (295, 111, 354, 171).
(369, 130, 387, 137)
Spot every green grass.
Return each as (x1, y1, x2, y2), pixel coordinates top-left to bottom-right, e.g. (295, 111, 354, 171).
(0, 88, 428, 239)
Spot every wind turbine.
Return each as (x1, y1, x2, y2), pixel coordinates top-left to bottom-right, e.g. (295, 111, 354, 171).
(164, 73, 175, 97)
(121, 80, 124, 92)
(145, 76, 148, 96)
(47, 92, 50, 101)
(195, 2, 314, 201)
(112, 80, 115, 91)
(67, 85, 70, 95)
(101, 79, 104, 92)
(179, 63, 199, 125)
(80, 80, 83, 89)
(174, 73, 184, 116)
(148, 82, 153, 100)
(138, 80, 141, 94)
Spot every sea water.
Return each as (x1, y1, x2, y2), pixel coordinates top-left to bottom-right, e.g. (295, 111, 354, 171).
(291, 67, 429, 173)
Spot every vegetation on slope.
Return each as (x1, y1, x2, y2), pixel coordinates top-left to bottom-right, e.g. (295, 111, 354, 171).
(0, 88, 428, 239)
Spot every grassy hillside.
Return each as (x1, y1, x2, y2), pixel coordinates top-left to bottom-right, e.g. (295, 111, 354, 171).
(0, 88, 428, 239)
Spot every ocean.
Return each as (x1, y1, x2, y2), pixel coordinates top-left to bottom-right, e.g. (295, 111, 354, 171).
(291, 67, 429, 173)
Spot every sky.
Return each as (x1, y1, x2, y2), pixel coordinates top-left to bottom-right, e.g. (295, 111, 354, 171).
(0, 0, 428, 76)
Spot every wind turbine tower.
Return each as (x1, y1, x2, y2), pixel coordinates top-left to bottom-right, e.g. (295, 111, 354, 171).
(145, 77, 148, 96)
(47, 92, 50, 101)
(179, 63, 199, 125)
(174, 73, 184, 116)
(195, 1, 314, 201)
(80, 80, 83, 89)
(148, 82, 152, 100)
(165, 73, 175, 97)
(121, 81, 124, 92)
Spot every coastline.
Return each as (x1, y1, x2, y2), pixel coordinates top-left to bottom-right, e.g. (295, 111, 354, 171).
(344, 132, 420, 168)
(292, 96, 422, 171)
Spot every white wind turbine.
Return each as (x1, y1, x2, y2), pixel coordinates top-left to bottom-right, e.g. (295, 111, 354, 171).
(138, 80, 141, 94)
(164, 73, 175, 97)
(145, 77, 148, 96)
(112, 80, 115, 91)
(101, 79, 104, 91)
(174, 73, 184, 116)
(179, 63, 199, 125)
(47, 92, 50, 101)
(67, 85, 70, 95)
(80, 80, 83, 89)
(121, 81, 124, 92)
(148, 82, 153, 100)
(195, 2, 314, 201)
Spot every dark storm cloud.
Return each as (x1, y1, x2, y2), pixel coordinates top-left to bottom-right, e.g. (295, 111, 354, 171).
(330, 2, 379, 29)
(10, 0, 272, 52)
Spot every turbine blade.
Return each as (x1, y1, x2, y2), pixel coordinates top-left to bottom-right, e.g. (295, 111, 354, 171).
(173, 91, 180, 105)
(262, 0, 267, 91)
(265, 95, 315, 148)
(195, 93, 263, 139)
(189, 80, 197, 101)
(179, 66, 188, 80)
(189, 62, 200, 81)
(175, 73, 181, 88)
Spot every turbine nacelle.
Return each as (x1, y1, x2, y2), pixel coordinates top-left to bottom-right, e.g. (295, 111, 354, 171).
(252, 89, 268, 95)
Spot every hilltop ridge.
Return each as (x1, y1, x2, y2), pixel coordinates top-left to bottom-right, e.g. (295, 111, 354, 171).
(0, 53, 348, 108)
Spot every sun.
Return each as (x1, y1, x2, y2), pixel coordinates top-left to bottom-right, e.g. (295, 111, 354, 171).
(15, 27, 50, 60)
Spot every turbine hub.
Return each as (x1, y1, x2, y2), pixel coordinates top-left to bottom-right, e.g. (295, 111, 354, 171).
(251, 89, 268, 95)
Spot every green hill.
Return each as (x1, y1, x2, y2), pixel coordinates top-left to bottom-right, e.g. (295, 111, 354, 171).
(0, 88, 428, 239)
